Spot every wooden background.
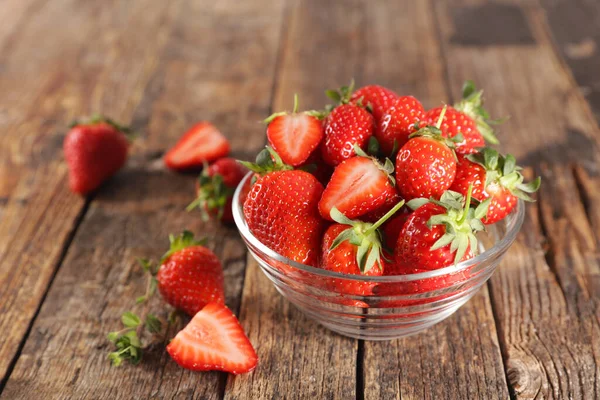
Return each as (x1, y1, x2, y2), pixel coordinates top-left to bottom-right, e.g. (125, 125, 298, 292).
(0, 0, 599, 398)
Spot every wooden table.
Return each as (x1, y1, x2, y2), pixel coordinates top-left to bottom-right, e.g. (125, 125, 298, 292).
(1, 0, 599, 398)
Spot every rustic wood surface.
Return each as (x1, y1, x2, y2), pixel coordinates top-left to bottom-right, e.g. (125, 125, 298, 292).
(0, 0, 598, 399)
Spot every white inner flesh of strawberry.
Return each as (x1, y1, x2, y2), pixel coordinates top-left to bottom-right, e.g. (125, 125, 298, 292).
(280, 115, 311, 159)
(171, 126, 225, 162)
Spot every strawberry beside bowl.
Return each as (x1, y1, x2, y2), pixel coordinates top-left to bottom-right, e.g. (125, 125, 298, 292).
(233, 173, 524, 340)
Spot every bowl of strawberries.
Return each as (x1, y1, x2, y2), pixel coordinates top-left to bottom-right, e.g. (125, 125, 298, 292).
(233, 81, 538, 340)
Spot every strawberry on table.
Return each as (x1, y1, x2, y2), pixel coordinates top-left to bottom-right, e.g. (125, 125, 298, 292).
(319, 146, 397, 221)
(63, 114, 132, 195)
(393, 188, 489, 271)
(450, 148, 540, 224)
(187, 158, 246, 222)
(167, 302, 258, 374)
(425, 81, 500, 154)
(350, 84, 398, 122)
(320, 200, 405, 296)
(395, 106, 458, 200)
(376, 95, 426, 156)
(242, 154, 325, 267)
(321, 82, 375, 166)
(164, 122, 230, 171)
(266, 94, 324, 167)
(157, 231, 225, 316)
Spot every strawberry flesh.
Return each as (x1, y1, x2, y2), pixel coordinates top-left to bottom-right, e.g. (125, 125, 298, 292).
(267, 114, 323, 166)
(167, 302, 258, 374)
(319, 156, 395, 220)
(164, 122, 230, 171)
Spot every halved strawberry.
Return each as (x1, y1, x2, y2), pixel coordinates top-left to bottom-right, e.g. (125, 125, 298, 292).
(164, 122, 230, 171)
(167, 302, 258, 374)
(266, 95, 324, 166)
(318, 147, 396, 221)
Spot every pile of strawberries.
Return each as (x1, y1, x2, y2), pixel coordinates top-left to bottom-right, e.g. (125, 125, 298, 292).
(241, 81, 540, 298)
(62, 80, 539, 376)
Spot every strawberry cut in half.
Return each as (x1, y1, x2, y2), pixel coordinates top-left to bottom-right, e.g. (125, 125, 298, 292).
(266, 94, 324, 167)
(167, 302, 258, 374)
(319, 145, 397, 221)
(164, 122, 230, 171)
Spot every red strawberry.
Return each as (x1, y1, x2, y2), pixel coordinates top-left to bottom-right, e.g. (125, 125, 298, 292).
(350, 85, 398, 121)
(395, 189, 488, 271)
(425, 81, 500, 154)
(395, 108, 458, 200)
(63, 115, 131, 195)
(319, 201, 405, 295)
(243, 169, 324, 267)
(157, 231, 224, 316)
(164, 122, 230, 171)
(449, 149, 540, 224)
(167, 302, 258, 374)
(381, 208, 411, 251)
(187, 158, 247, 222)
(376, 96, 426, 155)
(321, 104, 375, 166)
(266, 95, 324, 166)
(319, 148, 396, 221)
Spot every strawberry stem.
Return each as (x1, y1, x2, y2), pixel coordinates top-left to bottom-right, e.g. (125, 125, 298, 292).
(458, 184, 474, 225)
(364, 200, 406, 236)
(292, 93, 299, 114)
(435, 105, 448, 129)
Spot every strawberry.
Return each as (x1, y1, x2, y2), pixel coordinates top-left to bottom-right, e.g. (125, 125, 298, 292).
(395, 107, 458, 200)
(425, 81, 500, 154)
(319, 201, 405, 296)
(298, 150, 333, 186)
(167, 302, 258, 374)
(157, 231, 224, 316)
(381, 208, 411, 251)
(376, 96, 426, 155)
(394, 188, 489, 271)
(164, 122, 230, 171)
(63, 115, 131, 195)
(319, 146, 396, 221)
(320, 82, 375, 166)
(361, 192, 403, 223)
(450, 149, 540, 224)
(187, 158, 247, 222)
(243, 168, 324, 267)
(350, 84, 398, 122)
(265, 95, 324, 167)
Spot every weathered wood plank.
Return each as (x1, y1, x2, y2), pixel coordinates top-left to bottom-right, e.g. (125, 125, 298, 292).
(537, 0, 600, 125)
(0, 0, 286, 398)
(0, 0, 179, 385)
(433, 0, 600, 397)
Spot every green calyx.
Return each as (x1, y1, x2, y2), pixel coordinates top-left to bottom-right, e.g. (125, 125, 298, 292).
(325, 79, 356, 106)
(70, 113, 136, 141)
(186, 164, 235, 221)
(161, 231, 206, 263)
(353, 144, 396, 186)
(329, 199, 405, 274)
(406, 186, 490, 265)
(466, 147, 541, 202)
(238, 146, 293, 176)
(453, 80, 502, 145)
(409, 105, 463, 156)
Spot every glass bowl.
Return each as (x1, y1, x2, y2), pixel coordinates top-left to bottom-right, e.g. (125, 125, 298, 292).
(232, 173, 524, 340)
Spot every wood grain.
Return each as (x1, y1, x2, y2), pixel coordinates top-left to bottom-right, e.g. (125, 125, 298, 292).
(0, 0, 179, 385)
(433, 0, 600, 397)
(0, 0, 286, 398)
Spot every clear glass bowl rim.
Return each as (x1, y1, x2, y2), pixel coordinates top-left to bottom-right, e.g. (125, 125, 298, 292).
(232, 172, 524, 283)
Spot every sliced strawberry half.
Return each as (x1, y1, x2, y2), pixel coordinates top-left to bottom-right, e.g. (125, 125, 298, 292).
(167, 302, 258, 374)
(266, 95, 324, 166)
(318, 147, 396, 221)
(164, 122, 230, 171)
